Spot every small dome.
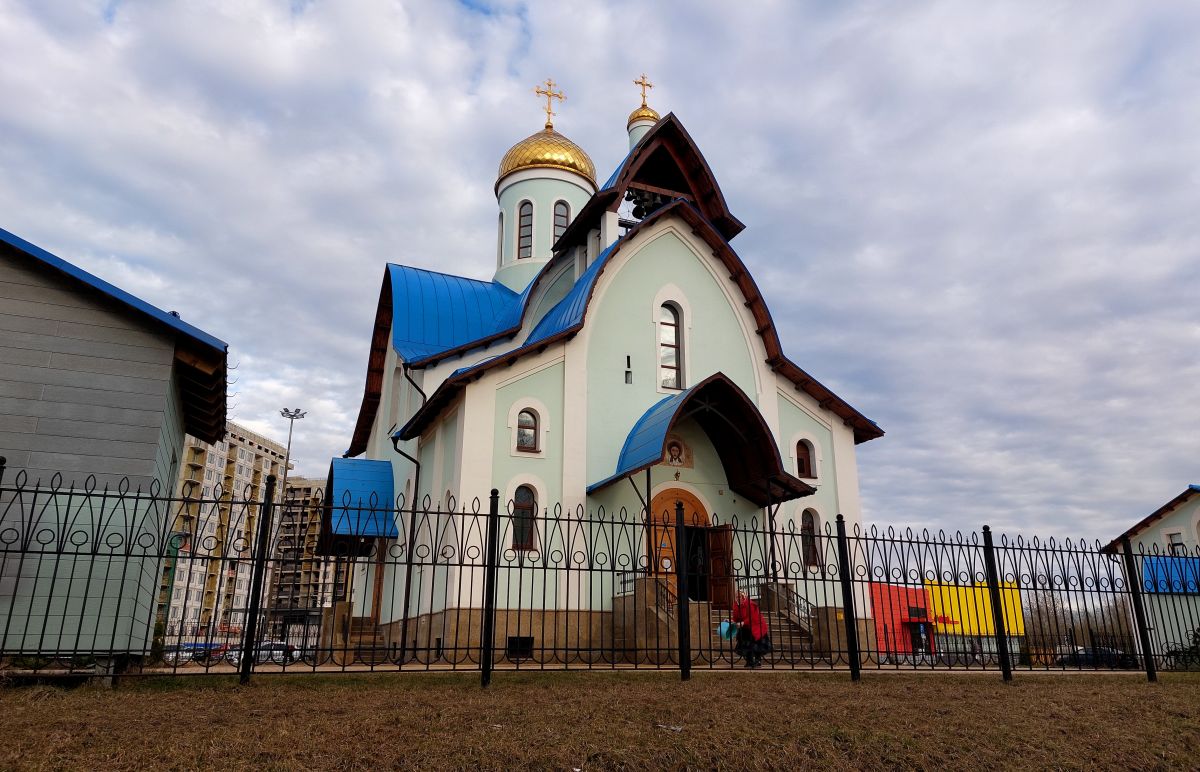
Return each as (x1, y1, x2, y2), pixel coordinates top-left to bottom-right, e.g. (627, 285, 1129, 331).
(497, 128, 596, 189)
(627, 105, 661, 127)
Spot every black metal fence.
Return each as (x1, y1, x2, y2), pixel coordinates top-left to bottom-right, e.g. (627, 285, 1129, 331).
(2, 463, 1198, 685)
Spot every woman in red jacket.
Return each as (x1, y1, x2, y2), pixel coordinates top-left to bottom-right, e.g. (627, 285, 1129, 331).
(730, 589, 771, 668)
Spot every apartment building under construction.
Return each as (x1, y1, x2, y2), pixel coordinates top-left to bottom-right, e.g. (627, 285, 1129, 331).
(156, 421, 289, 637)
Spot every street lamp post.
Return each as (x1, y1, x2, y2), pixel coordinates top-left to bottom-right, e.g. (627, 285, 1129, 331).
(279, 407, 306, 505)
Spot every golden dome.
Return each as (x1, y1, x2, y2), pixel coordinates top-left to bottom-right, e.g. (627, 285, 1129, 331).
(496, 128, 596, 189)
(627, 105, 661, 128)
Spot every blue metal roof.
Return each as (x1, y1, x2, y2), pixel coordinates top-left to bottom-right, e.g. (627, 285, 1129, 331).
(389, 264, 528, 362)
(327, 457, 399, 538)
(587, 389, 691, 493)
(1141, 555, 1200, 594)
(0, 226, 226, 353)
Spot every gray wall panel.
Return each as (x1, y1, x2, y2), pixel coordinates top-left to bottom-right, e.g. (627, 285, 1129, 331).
(24, 452, 156, 479)
(0, 396, 163, 427)
(54, 321, 168, 348)
(0, 296, 141, 329)
(0, 312, 59, 336)
(49, 352, 172, 380)
(35, 418, 161, 444)
(0, 431, 158, 462)
(40, 385, 168, 412)
(0, 345, 53, 368)
(0, 380, 43, 399)
(0, 415, 37, 433)
(0, 362, 166, 395)
(0, 329, 171, 364)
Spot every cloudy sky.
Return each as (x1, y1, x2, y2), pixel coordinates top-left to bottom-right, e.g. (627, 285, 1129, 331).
(2, 0, 1197, 541)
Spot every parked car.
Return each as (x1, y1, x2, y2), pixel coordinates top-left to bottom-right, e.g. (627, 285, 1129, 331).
(1054, 646, 1136, 669)
(163, 642, 229, 666)
(224, 640, 296, 666)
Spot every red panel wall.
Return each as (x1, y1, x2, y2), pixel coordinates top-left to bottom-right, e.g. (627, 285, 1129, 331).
(870, 583, 933, 656)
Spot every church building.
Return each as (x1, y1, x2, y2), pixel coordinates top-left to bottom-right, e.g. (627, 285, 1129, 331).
(321, 78, 883, 659)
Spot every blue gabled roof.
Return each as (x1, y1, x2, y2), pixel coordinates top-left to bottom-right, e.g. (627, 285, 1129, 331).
(0, 226, 226, 353)
(327, 457, 399, 539)
(389, 264, 527, 362)
(587, 389, 691, 494)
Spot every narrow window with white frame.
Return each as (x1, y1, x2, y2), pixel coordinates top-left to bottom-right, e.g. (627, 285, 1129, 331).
(659, 303, 683, 390)
(516, 409, 539, 452)
(512, 485, 537, 550)
(517, 201, 534, 259)
(553, 200, 570, 242)
(796, 440, 815, 479)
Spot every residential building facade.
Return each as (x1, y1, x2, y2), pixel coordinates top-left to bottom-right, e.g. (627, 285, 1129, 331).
(157, 422, 289, 638)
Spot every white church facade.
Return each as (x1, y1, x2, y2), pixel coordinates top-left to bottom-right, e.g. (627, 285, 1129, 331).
(319, 80, 883, 660)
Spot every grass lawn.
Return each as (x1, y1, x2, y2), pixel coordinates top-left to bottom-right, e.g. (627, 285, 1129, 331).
(1, 670, 1197, 770)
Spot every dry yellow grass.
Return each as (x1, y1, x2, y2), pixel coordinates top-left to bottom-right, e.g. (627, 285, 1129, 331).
(1, 671, 1197, 770)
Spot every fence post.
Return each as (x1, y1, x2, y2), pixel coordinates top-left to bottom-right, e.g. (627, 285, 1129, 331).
(674, 499, 691, 681)
(981, 526, 1013, 682)
(480, 489, 500, 688)
(834, 514, 861, 681)
(240, 474, 277, 685)
(1120, 536, 1158, 683)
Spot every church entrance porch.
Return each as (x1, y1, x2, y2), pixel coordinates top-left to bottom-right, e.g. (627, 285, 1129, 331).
(648, 488, 735, 610)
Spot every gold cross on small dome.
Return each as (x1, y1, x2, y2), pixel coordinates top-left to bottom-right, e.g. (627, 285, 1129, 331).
(534, 78, 565, 130)
(634, 73, 654, 107)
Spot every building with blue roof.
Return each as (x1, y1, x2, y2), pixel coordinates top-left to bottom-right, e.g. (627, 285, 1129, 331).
(0, 226, 227, 488)
(324, 81, 884, 659)
(0, 225, 228, 658)
(1105, 486, 1200, 657)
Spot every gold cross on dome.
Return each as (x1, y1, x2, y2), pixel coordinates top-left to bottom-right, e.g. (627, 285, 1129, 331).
(634, 73, 654, 107)
(534, 78, 565, 129)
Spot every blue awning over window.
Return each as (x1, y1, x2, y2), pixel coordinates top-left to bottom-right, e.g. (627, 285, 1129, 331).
(1142, 555, 1200, 594)
(325, 457, 398, 539)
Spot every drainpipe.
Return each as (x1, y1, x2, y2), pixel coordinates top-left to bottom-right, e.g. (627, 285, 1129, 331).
(392, 363, 425, 665)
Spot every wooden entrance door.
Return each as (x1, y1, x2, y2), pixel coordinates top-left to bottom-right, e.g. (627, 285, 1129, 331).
(707, 525, 735, 610)
(648, 488, 712, 601)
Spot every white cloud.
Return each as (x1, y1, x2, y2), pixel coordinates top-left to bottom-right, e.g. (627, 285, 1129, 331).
(1, 0, 1197, 541)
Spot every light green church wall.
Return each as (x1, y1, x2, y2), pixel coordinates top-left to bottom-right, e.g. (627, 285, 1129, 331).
(584, 229, 760, 487)
(484, 362, 567, 607)
(491, 362, 565, 507)
(526, 263, 576, 330)
(775, 392, 839, 530)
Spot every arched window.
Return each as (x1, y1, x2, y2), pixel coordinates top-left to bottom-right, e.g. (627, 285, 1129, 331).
(796, 441, 814, 478)
(517, 201, 534, 259)
(513, 485, 537, 550)
(801, 509, 821, 569)
(516, 409, 539, 452)
(659, 303, 682, 390)
(553, 200, 570, 242)
(497, 211, 504, 266)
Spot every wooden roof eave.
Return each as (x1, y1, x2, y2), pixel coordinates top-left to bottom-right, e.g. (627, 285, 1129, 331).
(346, 270, 395, 458)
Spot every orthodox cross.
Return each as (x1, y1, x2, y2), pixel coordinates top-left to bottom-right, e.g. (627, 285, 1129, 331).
(534, 78, 565, 129)
(634, 73, 654, 107)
